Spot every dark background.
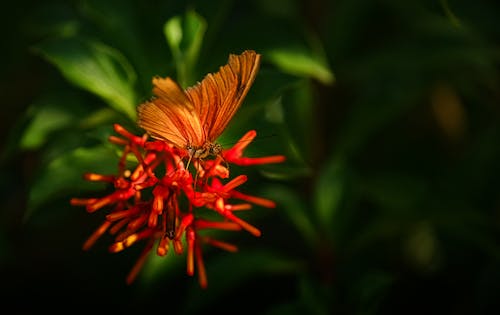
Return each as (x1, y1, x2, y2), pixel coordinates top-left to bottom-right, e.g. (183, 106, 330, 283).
(1, 0, 500, 314)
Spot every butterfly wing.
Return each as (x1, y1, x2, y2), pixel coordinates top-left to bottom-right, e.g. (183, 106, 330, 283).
(185, 50, 261, 143)
(137, 76, 204, 148)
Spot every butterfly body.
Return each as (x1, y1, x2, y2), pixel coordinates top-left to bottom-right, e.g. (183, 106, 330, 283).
(137, 50, 261, 161)
(187, 142, 223, 160)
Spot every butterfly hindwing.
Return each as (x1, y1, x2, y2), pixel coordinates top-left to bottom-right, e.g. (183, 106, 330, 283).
(137, 77, 204, 148)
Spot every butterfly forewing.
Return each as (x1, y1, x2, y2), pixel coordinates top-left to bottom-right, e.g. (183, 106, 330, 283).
(137, 50, 261, 150)
(137, 77, 204, 148)
(151, 77, 195, 111)
(186, 50, 261, 143)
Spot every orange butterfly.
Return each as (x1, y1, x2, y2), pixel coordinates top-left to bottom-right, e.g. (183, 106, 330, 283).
(137, 50, 261, 160)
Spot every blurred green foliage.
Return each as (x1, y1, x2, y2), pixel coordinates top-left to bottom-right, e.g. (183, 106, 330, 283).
(1, 0, 500, 314)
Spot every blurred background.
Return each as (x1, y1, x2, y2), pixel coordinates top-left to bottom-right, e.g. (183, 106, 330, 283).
(1, 0, 500, 314)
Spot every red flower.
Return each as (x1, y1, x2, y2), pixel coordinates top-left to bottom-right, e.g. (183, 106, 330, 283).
(70, 124, 285, 288)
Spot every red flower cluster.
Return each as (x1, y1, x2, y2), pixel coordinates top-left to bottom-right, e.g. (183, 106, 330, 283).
(70, 124, 285, 288)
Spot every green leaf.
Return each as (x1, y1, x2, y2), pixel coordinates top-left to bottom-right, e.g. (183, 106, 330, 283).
(164, 9, 206, 87)
(266, 47, 334, 85)
(279, 79, 316, 165)
(21, 107, 74, 150)
(34, 37, 137, 120)
(314, 158, 345, 233)
(360, 172, 429, 214)
(25, 145, 118, 220)
(19, 91, 89, 150)
(264, 185, 318, 247)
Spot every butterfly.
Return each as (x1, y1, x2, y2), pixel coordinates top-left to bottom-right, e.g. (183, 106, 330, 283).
(137, 50, 261, 160)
